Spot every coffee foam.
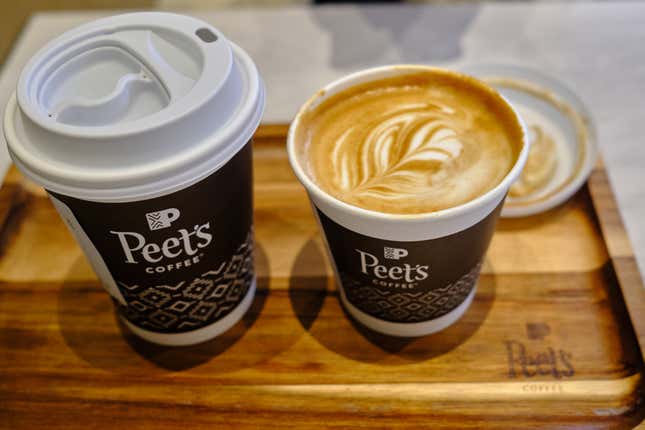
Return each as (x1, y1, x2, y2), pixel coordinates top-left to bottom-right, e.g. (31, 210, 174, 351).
(509, 124, 558, 198)
(296, 71, 523, 214)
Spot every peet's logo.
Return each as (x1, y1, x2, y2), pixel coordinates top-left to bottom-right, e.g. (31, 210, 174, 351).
(356, 248, 429, 289)
(146, 208, 180, 231)
(504, 340, 574, 379)
(110, 212, 213, 273)
(384, 246, 408, 260)
(504, 323, 575, 380)
(111, 224, 212, 264)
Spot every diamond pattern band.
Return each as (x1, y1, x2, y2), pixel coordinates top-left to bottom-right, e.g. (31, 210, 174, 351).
(342, 263, 481, 323)
(115, 229, 254, 333)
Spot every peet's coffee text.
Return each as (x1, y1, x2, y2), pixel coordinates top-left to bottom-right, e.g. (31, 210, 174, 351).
(110, 223, 213, 273)
(356, 249, 429, 289)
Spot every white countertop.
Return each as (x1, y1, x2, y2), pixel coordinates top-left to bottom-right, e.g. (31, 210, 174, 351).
(1, 3, 644, 277)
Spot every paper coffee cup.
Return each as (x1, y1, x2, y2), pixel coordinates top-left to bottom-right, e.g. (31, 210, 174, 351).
(287, 65, 529, 337)
(3, 13, 265, 346)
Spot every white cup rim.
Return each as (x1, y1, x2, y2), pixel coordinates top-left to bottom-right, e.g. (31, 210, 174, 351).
(287, 64, 530, 223)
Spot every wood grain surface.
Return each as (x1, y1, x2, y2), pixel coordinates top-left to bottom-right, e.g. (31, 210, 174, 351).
(0, 125, 644, 429)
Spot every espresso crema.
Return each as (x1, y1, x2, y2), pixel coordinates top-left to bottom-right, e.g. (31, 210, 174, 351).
(296, 70, 523, 214)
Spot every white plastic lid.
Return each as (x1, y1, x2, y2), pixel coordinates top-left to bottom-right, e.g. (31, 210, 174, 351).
(460, 64, 598, 218)
(4, 12, 264, 202)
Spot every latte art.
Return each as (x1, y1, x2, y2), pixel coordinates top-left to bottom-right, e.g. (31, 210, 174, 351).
(331, 102, 469, 202)
(297, 71, 523, 214)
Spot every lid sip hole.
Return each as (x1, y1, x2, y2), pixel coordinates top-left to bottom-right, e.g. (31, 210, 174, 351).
(195, 28, 217, 43)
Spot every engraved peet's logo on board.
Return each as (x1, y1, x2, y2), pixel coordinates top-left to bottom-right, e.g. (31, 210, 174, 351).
(356, 247, 429, 289)
(504, 323, 575, 379)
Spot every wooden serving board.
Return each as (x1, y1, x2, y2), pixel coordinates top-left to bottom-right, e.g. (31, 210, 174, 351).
(1, 125, 644, 429)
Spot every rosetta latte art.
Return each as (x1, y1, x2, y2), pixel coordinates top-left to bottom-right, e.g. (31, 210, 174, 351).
(331, 102, 470, 201)
(300, 72, 521, 214)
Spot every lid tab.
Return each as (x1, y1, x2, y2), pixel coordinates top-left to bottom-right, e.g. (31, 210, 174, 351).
(17, 12, 232, 137)
(41, 27, 205, 126)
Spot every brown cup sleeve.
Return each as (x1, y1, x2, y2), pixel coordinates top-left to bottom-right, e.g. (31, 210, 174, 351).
(49, 143, 255, 334)
(315, 201, 503, 323)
